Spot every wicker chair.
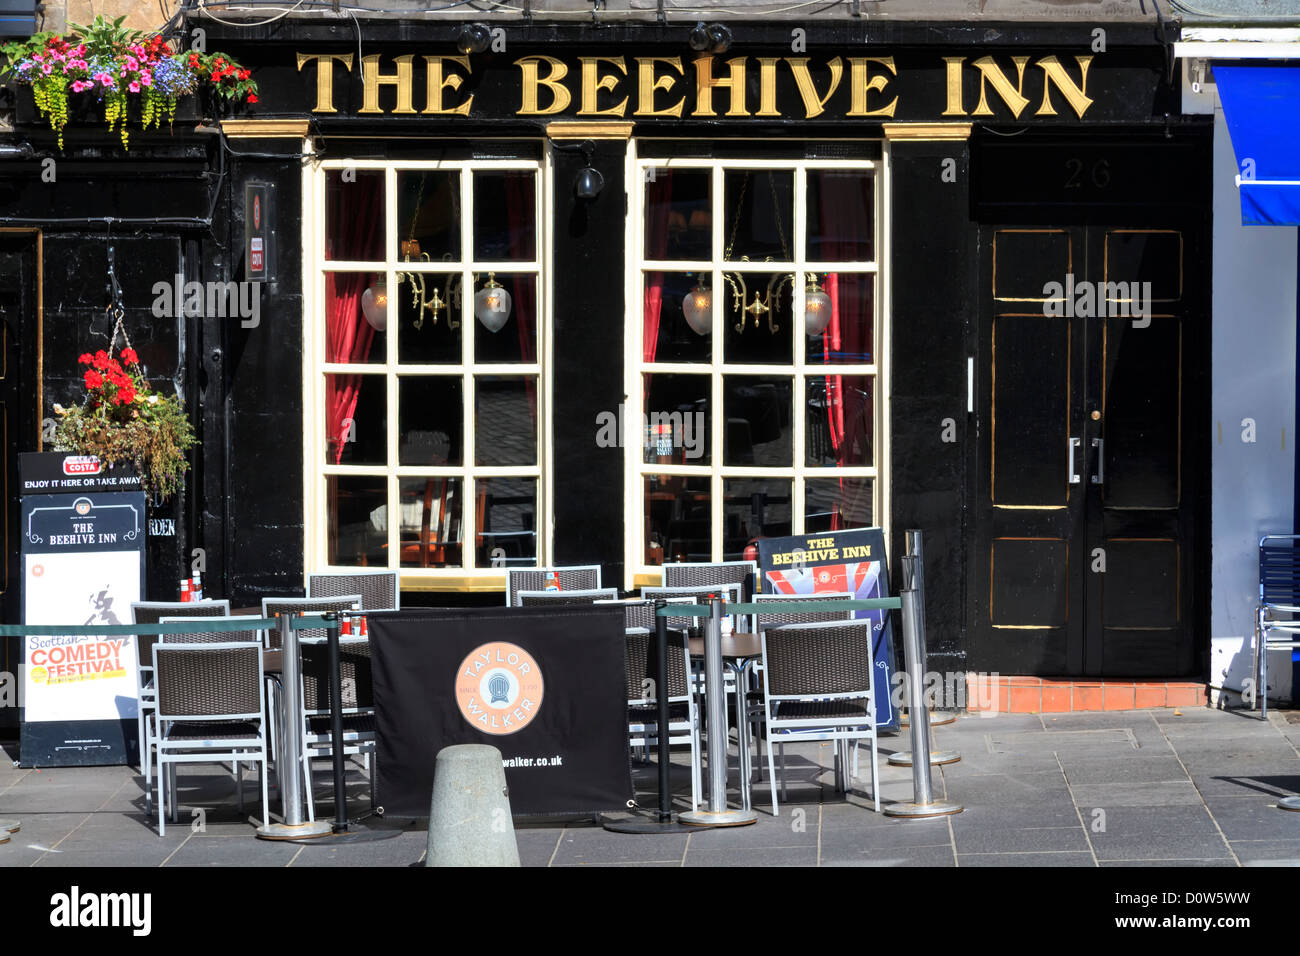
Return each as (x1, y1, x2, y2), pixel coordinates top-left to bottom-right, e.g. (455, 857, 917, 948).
(753, 592, 854, 635)
(262, 596, 364, 649)
(131, 600, 231, 792)
(505, 565, 602, 606)
(296, 634, 376, 822)
(759, 620, 880, 816)
(663, 560, 758, 631)
(152, 641, 268, 836)
(625, 625, 701, 811)
(307, 571, 399, 611)
(517, 588, 619, 607)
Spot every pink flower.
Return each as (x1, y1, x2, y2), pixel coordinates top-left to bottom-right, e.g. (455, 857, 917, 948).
(140, 71, 152, 86)
(128, 80, 140, 92)
(71, 79, 92, 92)
(74, 44, 86, 56)
(96, 73, 114, 88)
(125, 56, 139, 71)
(41, 63, 52, 74)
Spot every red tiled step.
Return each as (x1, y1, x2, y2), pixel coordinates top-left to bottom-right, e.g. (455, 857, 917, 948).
(963, 676, 1207, 714)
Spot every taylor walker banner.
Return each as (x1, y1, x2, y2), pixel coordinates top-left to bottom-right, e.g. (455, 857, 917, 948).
(758, 527, 899, 730)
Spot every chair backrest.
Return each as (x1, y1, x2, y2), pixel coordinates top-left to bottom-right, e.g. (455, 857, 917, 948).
(307, 571, 399, 611)
(1260, 535, 1300, 606)
(299, 637, 373, 713)
(132, 601, 231, 670)
(663, 560, 756, 596)
(159, 616, 264, 645)
(506, 565, 602, 606)
(754, 592, 853, 632)
(762, 621, 872, 697)
(642, 584, 741, 631)
(624, 628, 691, 702)
(612, 599, 657, 632)
(517, 588, 619, 607)
(263, 596, 363, 648)
(153, 642, 264, 722)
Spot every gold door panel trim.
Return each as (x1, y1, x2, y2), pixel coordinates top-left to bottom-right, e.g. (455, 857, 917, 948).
(989, 537, 1069, 627)
(991, 313, 1070, 507)
(992, 229, 1073, 302)
(1103, 229, 1184, 303)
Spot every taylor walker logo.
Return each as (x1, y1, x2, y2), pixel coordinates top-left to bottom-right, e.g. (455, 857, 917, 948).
(49, 886, 151, 936)
(1041, 273, 1154, 328)
(455, 642, 544, 735)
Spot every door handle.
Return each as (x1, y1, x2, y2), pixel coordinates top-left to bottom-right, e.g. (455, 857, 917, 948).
(1068, 437, 1082, 484)
(1091, 437, 1105, 485)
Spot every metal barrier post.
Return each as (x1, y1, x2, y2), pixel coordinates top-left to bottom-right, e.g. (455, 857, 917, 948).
(257, 614, 332, 840)
(325, 613, 349, 833)
(680, 596, 757, 827)
(889, 532, 961, 768)
(885, 560, 962, 818)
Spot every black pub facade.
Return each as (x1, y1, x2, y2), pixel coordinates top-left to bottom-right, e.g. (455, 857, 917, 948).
(0, 2, 1211, 690)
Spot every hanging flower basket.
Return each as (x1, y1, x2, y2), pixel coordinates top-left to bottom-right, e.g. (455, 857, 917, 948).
(52, 338, 198, 502)
(0, 15, 257, 149)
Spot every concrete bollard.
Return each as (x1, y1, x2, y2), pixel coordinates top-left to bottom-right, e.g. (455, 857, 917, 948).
(426, 744, 520, 867)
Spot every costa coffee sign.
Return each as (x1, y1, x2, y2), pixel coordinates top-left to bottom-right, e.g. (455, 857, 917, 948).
(62, 456, 102, 476)
(20, 452, 143, 494)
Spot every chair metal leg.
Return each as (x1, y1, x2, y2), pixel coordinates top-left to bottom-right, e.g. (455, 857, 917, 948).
(1260, 629, 1270, 721)
(142, 712, 153, 816)
(870, 732, 881, 813)
(235, 760, 244, 812)
(304, 751, 316, 823)
(157, 754, 166, 837)
(766, 728, 779, 816)
(259, 754, 270, 828)
(779, 744, 788, 802)
(168, 763, 178, 823)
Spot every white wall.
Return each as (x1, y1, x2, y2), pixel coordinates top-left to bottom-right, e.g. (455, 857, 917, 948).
(1211, 102, 1298, 698)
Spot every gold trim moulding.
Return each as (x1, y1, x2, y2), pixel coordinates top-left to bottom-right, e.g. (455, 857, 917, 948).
(633, 572, 665, 588)
(401, 574, 507, 593)
(221, 119, 312, 139)
(546, 121, 635, 140)
(882, 122, 973, 141)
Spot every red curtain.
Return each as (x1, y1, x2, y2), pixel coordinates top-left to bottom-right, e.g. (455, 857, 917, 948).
(325, 173, 384, 465)
(643, 172, 673, 363)
(818, 173, 874, 529)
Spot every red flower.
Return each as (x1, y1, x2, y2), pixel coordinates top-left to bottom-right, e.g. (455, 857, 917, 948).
(239, 69, 249, 80)
(84, 370, 103, 390)
(78, 352, 93, 365)
(121, 347, 139, 365)
(247, 94, 258, 104)
(93, 349, 108, 370)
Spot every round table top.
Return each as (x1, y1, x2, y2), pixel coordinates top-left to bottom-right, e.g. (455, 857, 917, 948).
(687, 631, 761, 659)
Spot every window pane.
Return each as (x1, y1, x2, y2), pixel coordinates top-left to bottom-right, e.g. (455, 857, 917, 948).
(476, 477, 537, 567)
(724, 478, 792, 560)
(398, 376, 462, 466)
(397, 170, 461, 262)
(806, 171, 875, 262)
(723, 270, 793, 365)
(806, 375, 872, 467)
(475, 377, 537, 466)
(399, 477, 462, 568)
(325, 273, 386, 364)
(804, 477, 873, 533)
(645, 169, 712, 261)
(325, 373, 387, 465)
(325, 169, 385, 262)
(724, 376, 792, 466)
(473, 273, 537, 364)
(645, 474, 711, 565)
(806, 273, 874, 365)
(474, 170, 535, 261)
(722, 170, 793, 263)
(326, 475, 388, 566)
(397, 271, 461, 364)
(644, 272, 712, 363)
(644, 373, 711, 465)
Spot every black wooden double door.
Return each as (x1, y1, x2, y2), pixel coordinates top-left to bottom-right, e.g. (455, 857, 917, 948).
(972, 223, 1204, 677)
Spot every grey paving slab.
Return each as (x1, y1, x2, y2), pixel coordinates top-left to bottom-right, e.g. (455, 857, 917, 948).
(987, 729, 1140, 756)
(1087, 806, 1232, 862)
(33, 844, 179, 867)
(943, 771, 1073, 806)
(1189, 773, 1300, 799)
(818, 800, 944, 829)
(289, 832, 427, 867)
(1099, 859, 1238, 867)
(936, 751, 1070, 776)
(1204, 798, 1300, 841)
(958, 851, 1095, 867)
(818, 821, 952, 850)
(1069, 781, 1206, 808)
(684, 845, 819, 867)
(820, 844, 956, 867)
(948, 804, 1083, 829)
(550, 827, 689, 865)
(1229, 839, 1300, 864)
(1058, 755, 1191, 785)
(162, 837, 304, 867)
(952, 825, 1090, 854)
(679, 814, 819, 849)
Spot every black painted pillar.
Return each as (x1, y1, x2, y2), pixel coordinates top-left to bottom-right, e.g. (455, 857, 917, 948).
(888, 132, 977, 667)
(549, 135, 628, 587)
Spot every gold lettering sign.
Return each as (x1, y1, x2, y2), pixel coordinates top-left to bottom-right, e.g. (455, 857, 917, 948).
(291, 51, 1097, 121)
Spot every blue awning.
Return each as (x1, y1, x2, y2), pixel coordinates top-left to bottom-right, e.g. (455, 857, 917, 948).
(1215, 65, 1300, 226)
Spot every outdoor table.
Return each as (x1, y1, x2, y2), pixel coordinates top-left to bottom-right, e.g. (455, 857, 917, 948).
(687, 631, 761, 811)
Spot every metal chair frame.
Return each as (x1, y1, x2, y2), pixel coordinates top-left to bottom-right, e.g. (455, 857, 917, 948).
(151, 640, 268, 837)
(307, 571, 400, 611)
(759, 620, 881, 816)
(516, 588, 620, 606)
(1255, 534, 1300, 719)
(505, 565, 603, 606)
(624, 619, 702, 811)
